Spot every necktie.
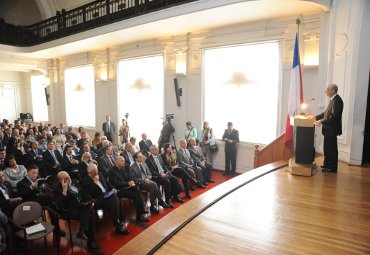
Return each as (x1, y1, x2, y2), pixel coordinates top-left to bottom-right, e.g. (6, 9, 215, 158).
(51, 150, 58, 163)
(154, 156, 164, 175)
(107, 122, 110, 132)
(139, 164, 146, 179)
(34, 149, 38, 155)
(109, 156, 114, 166)
(128, 153, 134, 164)
(0, 185, 9, 199)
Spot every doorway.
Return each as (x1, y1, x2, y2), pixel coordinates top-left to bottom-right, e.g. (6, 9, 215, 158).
(362, 72, 370, 165)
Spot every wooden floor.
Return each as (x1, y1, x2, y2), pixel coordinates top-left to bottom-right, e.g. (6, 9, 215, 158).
(116, 158, 370, 255)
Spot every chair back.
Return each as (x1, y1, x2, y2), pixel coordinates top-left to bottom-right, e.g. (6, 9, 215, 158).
(12, 202, 43, 226)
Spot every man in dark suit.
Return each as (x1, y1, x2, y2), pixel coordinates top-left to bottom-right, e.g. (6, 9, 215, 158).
(188, 138, 215, 183)
(42, 140, 62, 176)
(139, 133, 153, 157)
(222, 122, 240, 175)
(61, 145, 80, 179)
(176, 139, 206, 188)
(121, 142, 135, 168)
(129, 152, 169, 213)
(77, 152, 97, 181)
(146, 145, 183, 205)
(0, 170, 22, 217)
(108, 156, 149, 222)
(98, 146, 116, 177)
(82, 163, 129, 235)
(0, 149, 6, 170)
(17, 165, 65, 236)
(54, 171, 100, 252)
(313, 84, 344, 173)
(102, 115, 116, 143)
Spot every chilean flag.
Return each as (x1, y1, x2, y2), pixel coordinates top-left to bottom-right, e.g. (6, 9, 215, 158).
(284, 33, 303, 150)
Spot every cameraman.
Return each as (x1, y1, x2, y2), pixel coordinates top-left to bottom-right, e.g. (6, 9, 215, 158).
(158, 120, 175, 152)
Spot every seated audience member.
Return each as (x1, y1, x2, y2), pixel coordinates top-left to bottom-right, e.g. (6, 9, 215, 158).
(54, 171, 100, 252)
(3, 156, 27, 190)
(188, 138, 215, 184)
(146, 145, 183, 206)
(129, 152, 170, 213)
(59, 124, 67, 135)
(0, 208, 8, 254)
(0, 130, 4, 149)
(78, 142, 98, 161)
(121, 142, 135, 168)
(77, 131, 90, 148)
(0, 149, 5, 170)
(129, 137, 140, 154)
(82, 163, 129, 235)
(67, 126, 78, 141)
(176, 139, 206, 188)
(108, 156, 149, 222)
(97, 135, 107, 150)
(139, 133, 153, 158)
(38, 135, 48, 151)
(97, 139, 110, 158)
(17, 165, 65, 236)
(98, 146, 116, 177)
(42, 140, 63, 176)
(64, 139, 79, 157)
(0, 170, 22, 217)
(37, 122, 46, 136)
(61, 145, 80, 179)
(15, 138, 28, 164)
(77, 152, 97, 180)
(26, 141, 44, 171)
(161, 144, 199, 198)
(2, 128, 12, 148)
(54, 128, 67, 147)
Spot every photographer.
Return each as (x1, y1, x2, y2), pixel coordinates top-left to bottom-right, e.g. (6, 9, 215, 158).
(158, 116, 175, 152)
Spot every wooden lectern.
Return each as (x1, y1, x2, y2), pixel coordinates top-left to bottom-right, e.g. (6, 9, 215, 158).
(288, 115, 317, 176)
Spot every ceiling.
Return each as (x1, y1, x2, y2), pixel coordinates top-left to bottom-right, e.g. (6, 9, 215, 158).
(0, 0, 329, 68)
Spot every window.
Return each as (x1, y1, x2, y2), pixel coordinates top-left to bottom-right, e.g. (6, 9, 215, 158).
(117, 55, 164, 141)
(31, 75, 49, 121)
(64, 65, 95, 127)
(204, 41, 280, 144)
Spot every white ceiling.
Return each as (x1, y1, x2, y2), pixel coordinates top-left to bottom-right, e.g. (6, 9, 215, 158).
(0, 0, 329, 63)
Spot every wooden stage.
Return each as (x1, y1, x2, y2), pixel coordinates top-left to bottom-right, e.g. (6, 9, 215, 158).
(115, 159, 370, 255)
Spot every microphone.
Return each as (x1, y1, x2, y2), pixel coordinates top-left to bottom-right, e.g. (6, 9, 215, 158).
(298, 98, 315, 115)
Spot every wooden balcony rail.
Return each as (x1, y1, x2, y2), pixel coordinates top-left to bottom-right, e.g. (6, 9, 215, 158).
(254, 133, 293, 168)
(0, 0, 198, 47)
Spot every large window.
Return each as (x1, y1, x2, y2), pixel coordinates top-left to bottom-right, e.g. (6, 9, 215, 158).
(118, 55, 164, 141)
(204, 41, 280, 144)
(31, 75, 49, 121)
(64, 65, 95, 127)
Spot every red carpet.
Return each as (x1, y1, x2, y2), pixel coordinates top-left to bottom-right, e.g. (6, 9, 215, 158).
(11, 170, 237, 255)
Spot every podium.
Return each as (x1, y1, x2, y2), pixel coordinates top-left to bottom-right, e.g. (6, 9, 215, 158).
(288, 116, 317, 176)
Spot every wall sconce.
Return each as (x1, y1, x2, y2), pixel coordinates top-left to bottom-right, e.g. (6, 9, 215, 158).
(100, 62, 108, 81)
(303, 32, 319, 66)
(175, 48, 187, 75)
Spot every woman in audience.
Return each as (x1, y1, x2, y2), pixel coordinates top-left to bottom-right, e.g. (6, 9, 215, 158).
(54, 128, 67, 147)
(161, 143, 198, 198)
(201, 121, 214, 164)
(119, 118, 130, 144)
(3, 155, 27, 190)
(183, 121, 198, 143)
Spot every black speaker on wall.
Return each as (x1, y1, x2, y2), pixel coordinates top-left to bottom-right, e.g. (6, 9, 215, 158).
(174, 78, 182, 107)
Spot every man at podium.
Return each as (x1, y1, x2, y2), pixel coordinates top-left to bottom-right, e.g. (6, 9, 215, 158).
(310, 84, 343, 173)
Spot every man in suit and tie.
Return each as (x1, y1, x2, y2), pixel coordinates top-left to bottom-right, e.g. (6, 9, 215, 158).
(42, 140, 62, 176)
(222, 122, 240, 175)
(26, 141, 43, 171)
(82, 163, 129, 235)
(146, 145, 183, 206)
(188, 138, 215, 184)
(61, 145, 80, 179)
(312, 84, 344, 173)
(98, 146, 116, 177)
(139, 133, 153, 157)
(0, 170, 22, 217)
(129, 152, 169, 213)
(108, 156, 149, 222)
(102, 115, 116, 143)
(0, 149, 6, 170)
(176, 139, 206, 188)
(121, 142, 136, 168)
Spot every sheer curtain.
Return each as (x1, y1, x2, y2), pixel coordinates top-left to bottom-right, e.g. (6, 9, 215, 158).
(31, 75, 49, 121)
(117, 55, 164, 142)
(204, 41, 280, 144)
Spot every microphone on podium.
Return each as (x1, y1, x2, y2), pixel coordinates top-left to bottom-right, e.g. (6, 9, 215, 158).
(295, 98, 315, 115)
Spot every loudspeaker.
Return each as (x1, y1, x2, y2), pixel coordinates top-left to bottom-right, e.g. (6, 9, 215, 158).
(174, 78, 181, 107)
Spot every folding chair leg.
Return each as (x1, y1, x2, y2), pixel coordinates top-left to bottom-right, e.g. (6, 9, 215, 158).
(68, 221, 74, 249)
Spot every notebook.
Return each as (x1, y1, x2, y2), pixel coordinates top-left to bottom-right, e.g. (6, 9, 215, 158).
(25, 223, 46, 235)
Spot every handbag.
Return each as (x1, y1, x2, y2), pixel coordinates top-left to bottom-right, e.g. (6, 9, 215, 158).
(209, 137, 218, 153)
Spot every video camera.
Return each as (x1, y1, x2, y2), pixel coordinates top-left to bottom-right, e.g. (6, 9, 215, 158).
(125, 113, 129, 119)
(165, 114, 174, 122)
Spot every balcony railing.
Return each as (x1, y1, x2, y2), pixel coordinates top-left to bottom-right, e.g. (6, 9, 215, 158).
(0, 0, 197, 47)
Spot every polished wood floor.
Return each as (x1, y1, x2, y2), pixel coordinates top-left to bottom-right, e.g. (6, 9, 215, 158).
(116, 158, 370, 255)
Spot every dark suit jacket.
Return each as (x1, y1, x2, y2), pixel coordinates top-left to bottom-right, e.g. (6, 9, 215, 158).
(17, 176, 42, 201)
(26, 148, 44, 167)
(54, 181, 89, 210)
(82, 173, 113, 201)
(120, 150, 135, 168)
(42, 149, 63, 172)
(139, 139, 153, 157)
(61, 154, 79, 175)
(129, 162, 152, 184)
(102, 121, 116, 141)
(146, 155, 170, 179)
(316, 94, 343, 136)
(0, 181, 16, 207)
(98, 155, 116, 175)
(222, 129, 240, 149)
(108, 166, 131, 190)
(188, 145, 205, 163)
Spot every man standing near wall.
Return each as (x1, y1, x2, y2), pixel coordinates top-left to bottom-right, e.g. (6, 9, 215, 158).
(222, 122, 239, 175)
(312, 84, 343, 173)
(102, 115, 116, 143)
